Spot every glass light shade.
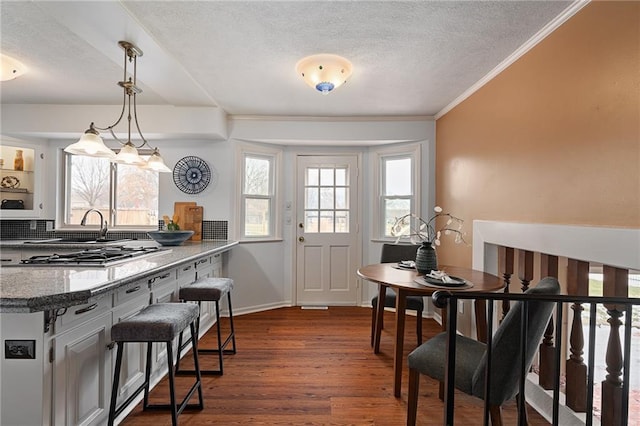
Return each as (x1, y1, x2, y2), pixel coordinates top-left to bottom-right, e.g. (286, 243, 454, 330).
(112, 142, 145, 165)
(0, 54, 27, 81)
(295, 54, 353, 94)
(143, 148, 172, 173)
(64, 131, 116, 159)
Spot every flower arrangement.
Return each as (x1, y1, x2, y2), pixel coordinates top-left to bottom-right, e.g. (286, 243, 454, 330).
(162, 214, 180, 231)
(390, 206, 467, 247)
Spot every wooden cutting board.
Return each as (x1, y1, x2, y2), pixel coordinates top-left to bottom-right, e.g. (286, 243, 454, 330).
(173, 202, 202, 241)
(184, 205, 203, 241)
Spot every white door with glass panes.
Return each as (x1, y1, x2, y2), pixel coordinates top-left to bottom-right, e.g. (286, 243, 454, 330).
(296, 155, 359, 305)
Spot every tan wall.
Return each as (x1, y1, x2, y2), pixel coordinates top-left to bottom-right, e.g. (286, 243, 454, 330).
(435, 1, 640, 268)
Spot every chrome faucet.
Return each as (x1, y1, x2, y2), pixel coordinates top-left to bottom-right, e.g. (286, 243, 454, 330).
(80, 209, 108, 239)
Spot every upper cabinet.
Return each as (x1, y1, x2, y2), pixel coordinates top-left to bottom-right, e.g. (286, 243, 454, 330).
(0, 141, 43, 218)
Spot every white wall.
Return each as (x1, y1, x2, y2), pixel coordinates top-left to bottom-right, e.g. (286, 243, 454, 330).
(2, 105, 436, 313)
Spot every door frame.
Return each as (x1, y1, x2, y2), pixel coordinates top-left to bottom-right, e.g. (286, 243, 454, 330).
(291, 150, 364, 306)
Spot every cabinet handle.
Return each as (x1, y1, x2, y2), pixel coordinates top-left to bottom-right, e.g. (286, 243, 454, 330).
(148, 272, 171, 284)
(213, 254, 221, 258)
(75, 303, 98, 315)
(107, 342, 116, 350)
(196, 259, 208, 265)
(182, 265, 193, 271)
(1, 258, 16, 262)
(125, 285, 141, 294)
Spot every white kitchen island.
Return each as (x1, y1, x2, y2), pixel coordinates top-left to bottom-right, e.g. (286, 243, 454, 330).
(0, 240, 237, 426)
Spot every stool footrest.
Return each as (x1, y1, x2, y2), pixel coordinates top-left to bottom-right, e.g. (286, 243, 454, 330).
(176, 369, 223, 376)
(144, 404, 203, 411)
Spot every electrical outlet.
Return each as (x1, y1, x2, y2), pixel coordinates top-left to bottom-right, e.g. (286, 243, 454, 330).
(46, 221, 54, 231)
(458, 301, 464, 314)
(29, 220, 37, 230)
(5, 340, 36, 359)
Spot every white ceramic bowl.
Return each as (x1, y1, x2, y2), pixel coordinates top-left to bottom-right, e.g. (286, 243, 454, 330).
(147, 230, 194, 246)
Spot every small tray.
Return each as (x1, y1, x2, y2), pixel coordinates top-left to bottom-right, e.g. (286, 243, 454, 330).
(423, 275, 467, 287)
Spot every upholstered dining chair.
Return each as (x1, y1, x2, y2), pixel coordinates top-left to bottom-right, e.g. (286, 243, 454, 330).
(406, 277, 560, 426)
(371, 243, 423, 347)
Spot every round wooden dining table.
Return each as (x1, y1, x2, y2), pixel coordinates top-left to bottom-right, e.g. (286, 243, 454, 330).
(357, 263, 505, 398)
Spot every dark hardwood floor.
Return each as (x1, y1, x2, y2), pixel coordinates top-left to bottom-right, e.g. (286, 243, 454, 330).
(120, 306, 549, 425)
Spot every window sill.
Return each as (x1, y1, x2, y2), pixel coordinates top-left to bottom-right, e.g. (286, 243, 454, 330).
(238, 238, 284, 244)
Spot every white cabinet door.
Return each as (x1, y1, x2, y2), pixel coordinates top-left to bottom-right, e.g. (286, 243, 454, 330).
(53, 312, 112, 426)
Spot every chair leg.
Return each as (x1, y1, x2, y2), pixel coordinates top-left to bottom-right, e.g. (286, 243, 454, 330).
(143, 342, 153, 409)
(165, 342, 179, 426)
(190, 322, 204, 409)
(226, 291, 237, 353)
(370, 304, 376, 347)
(407, 367, 420, 426)
(489, 405, 503, 426)
(416, 308, 423, 346)
(515, 393, 529, 425)
(108, 343, 125, 426)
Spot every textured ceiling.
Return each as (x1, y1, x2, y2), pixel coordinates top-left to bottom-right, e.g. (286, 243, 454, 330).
(1, 1, 575, 118)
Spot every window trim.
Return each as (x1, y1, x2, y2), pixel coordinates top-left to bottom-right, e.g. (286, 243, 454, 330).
(236, 142, 283, 241)
(372, 143, 421, 241)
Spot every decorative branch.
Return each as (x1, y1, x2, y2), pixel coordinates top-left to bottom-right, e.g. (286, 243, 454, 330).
(390, 206, 468, 247)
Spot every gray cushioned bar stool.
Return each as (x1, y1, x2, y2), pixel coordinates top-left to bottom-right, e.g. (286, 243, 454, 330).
(108, 303, 203, 426)
(176, 277, 237, 375)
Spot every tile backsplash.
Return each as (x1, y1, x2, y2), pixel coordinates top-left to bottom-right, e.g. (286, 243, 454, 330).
(0, 219, 228, 241)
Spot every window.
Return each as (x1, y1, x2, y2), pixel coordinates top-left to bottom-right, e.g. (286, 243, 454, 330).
(238, 144, 282, 240)
(373, 144, 421, 239)
(62, 153, 159, 228)
(304, 166, 350, 233)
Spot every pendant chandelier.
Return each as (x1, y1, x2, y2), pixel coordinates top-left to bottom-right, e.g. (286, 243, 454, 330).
(64, 41, 171, 173)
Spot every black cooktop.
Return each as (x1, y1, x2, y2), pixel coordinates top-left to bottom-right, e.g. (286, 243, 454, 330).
(20, 246, 166, 266)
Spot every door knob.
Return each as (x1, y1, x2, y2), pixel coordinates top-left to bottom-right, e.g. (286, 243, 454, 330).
(298, 223, 304, 228)
(298, 236, 305, 242)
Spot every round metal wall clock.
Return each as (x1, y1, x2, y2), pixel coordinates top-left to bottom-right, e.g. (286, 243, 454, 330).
(172, 156, 215, 194)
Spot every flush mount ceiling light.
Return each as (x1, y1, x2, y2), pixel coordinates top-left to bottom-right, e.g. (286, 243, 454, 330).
(64, 41, 171, 173)
(0, 53, 28, 81)
(295, 54, 353, 95)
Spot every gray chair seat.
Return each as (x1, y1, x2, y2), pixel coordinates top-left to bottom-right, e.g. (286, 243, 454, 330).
(111, 303, 199, 342)
(373, 288, 424, 311)
(178, 277, 233, 301)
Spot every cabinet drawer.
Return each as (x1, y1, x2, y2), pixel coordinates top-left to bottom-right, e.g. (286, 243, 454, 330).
(55, 294, 112, 334)
(0, 249, 22, 265)
(146, 269, 175, 288)
(194, 256, 211, 270)
(114, 281, 151, 306)
(176, 263, 197, 288)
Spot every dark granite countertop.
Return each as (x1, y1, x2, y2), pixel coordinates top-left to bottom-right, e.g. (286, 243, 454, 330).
(0, 240, 237, 313)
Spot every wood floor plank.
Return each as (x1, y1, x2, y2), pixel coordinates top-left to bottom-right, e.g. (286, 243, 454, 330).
(120, 306, 549, 425)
